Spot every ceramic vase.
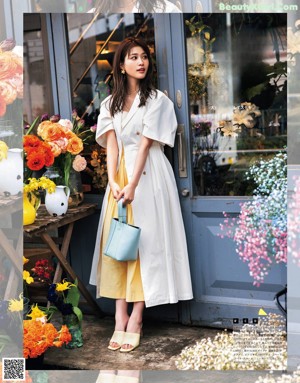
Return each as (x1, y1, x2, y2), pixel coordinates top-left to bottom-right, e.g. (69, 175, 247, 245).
(45, 185, 70, 217)
(23, 193, 37, 225)
(0, 148, 23, 196)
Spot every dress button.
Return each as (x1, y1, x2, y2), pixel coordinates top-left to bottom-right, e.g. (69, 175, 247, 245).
(136, 132, 140, 135)
(143, 171, 146, 175)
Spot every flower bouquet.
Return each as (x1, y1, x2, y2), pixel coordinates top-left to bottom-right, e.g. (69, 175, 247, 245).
(47, 279, 83, 348)
(24, 111, 94, 206)
(220, 152, 287, 286)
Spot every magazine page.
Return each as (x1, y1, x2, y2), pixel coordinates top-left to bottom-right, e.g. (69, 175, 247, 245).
(0, 0, 300, 382)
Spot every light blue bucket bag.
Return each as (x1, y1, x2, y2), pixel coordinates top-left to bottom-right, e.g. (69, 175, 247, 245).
(104, 199, 141, 261)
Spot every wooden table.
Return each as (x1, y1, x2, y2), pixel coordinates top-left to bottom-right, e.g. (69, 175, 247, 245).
(24, 203, 103, 317)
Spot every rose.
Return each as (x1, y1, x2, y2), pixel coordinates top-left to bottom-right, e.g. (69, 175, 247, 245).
(0, 80, 18, 104)
(72, 154, 87, 172)
(0, 51, 22, 80)
(67, 135, 84, 155)
(58, 119, 73, 131)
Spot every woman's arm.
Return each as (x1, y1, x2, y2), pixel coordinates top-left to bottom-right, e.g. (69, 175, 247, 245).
(106, 130, 121, 199)
(120, 136, 153, 204)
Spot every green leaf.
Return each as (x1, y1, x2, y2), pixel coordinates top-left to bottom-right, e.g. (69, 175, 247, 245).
(66, 283, 80, 307)
(72, 306, 83, 327)
(26, 116, 41, 135)
(245, 82, 269, 100)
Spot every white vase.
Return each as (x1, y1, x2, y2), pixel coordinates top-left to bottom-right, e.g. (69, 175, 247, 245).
(0, 148, 23, 196)
(45, 185, 70, 217)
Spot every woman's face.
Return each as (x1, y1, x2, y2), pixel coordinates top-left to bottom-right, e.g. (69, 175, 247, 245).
(121, 46, 149, 82)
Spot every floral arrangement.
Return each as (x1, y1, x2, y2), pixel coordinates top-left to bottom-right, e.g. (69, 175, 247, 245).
(0, 140, 8, 161)
(220, 152, 287, 286)
(24, 111, 93, 189)
(175, 313, 286, 370)
(23, 319, 71, 358)
(47, 279, 82, 325)
(0, 39, 23, 117)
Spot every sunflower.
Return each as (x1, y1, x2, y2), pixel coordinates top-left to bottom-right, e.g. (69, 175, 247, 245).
(55, 279, 75, 292)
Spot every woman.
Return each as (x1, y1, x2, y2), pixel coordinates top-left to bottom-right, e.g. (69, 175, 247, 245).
(89, 37, 193, 353)
(89, 0, 181, 13)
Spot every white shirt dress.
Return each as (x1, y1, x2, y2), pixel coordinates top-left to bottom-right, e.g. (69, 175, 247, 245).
(89, 90, 193, 308)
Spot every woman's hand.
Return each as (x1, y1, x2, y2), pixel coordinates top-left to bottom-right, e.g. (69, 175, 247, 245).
(119, 182, 136, 205)
(110, 181, 122, 200)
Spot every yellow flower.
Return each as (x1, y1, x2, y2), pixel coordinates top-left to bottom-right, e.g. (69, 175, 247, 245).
(27, 304, 46, 320)
(0, 140, 8, 161)
(8, 296, 23, 312)
(23, 270, 34, 284)
(55, 279, 75, 292)
(23, 256, 29, 264)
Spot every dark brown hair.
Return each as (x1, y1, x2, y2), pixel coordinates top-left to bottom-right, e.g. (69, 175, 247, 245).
(109, 37, 156, 117)
(94, 0, 165, 12)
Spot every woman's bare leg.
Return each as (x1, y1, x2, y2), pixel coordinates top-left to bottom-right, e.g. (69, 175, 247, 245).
(110, 299, 129, 348)
(121, 301, 144, 350)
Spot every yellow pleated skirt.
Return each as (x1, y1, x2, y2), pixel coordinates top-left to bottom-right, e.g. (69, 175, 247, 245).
(97, 151, 144, 302)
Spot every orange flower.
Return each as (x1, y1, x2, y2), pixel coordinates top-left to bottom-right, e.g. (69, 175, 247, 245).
(23, 319, 71, 359)
(26, 150, 46, 171)
(39, 123, 64, 142)
(23, 135, 42, 153)
(67, 135, 83, 155)
(0, 51, 20, 80)
(37, 120, 52, 137)
(43, 144, 55, 166)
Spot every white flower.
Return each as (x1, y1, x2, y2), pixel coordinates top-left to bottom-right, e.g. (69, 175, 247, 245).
(58, 119, 73, 131)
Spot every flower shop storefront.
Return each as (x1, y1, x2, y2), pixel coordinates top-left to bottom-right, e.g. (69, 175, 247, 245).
(23, 12, 287, 326)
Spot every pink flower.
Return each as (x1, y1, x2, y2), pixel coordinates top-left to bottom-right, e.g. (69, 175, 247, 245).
(72, 155, 87, 172)
(58, 119, 73, 131)
(90, 124, 97, 133)
(54, 137, 69, 152)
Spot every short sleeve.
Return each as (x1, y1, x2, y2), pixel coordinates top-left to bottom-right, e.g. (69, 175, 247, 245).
(95, 96, 114, 148)
(142, 91, 178, 148)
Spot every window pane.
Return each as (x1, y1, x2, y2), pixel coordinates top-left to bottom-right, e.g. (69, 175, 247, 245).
(66, 13, 155, 193)
(185, 14, 287, 197)
(24, 14, 54, 123)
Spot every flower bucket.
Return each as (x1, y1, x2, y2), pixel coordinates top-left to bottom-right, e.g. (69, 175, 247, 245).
(62, 313, 83, 349)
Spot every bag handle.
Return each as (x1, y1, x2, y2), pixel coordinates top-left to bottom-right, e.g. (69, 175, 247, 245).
(118, 198, 127, 223)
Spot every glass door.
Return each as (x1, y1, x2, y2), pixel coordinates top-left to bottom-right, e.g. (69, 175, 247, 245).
(155, 13, 287, 326)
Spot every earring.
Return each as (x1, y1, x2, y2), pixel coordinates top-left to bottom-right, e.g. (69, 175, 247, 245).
(121, 69, 125, 74)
